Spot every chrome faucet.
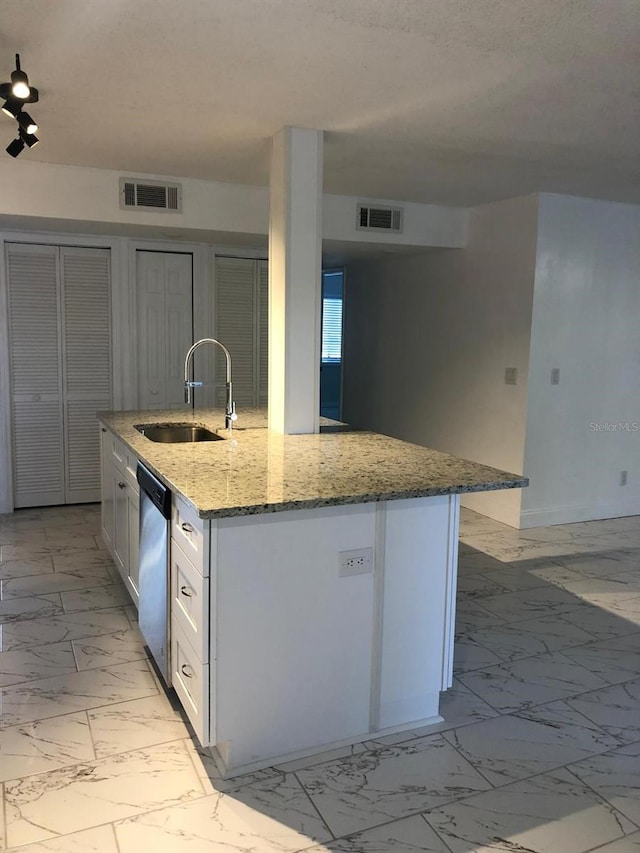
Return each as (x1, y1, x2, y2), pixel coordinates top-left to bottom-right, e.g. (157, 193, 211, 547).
(184, 338, 237, 430)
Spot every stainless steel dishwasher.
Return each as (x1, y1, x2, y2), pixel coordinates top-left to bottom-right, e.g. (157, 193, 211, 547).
(136, 462, 172, 685)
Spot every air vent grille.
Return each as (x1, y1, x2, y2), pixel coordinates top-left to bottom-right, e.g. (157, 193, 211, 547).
(357, 204, 403, 233)
(119, 178, 182, 213)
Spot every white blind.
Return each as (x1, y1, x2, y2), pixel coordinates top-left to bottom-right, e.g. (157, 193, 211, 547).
(321, 298, 343, 361)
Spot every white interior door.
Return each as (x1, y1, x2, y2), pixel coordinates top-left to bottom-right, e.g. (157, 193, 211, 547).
(136, 251, 193, 410)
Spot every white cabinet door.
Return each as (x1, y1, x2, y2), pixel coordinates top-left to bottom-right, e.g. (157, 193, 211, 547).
(136, 251, 193, 410)
(127, 485, 140, 601)
(100, 427, 115, 550)
(113, 473, 129, 578)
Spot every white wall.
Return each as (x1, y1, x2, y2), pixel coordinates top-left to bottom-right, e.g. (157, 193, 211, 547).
(0, 160, 269, 239)
(0, 159, 466, 249)
(521, 194, 640, 526)
(343, 195, 539, 527)
(323, 194, 467, 249)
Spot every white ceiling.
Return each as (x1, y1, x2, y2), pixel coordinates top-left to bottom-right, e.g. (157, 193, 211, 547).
(1, 0, 639, 207)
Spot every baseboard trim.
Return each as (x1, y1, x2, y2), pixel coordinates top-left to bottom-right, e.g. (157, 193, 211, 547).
(520, 500, 640, 528)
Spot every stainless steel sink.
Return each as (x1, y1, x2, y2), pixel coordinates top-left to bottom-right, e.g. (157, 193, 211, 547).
(135, 423, 224, 443)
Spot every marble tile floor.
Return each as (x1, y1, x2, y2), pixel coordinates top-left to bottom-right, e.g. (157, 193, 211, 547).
(0, 504, 638, 852)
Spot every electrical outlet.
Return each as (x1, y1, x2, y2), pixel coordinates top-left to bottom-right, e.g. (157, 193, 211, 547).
(620, 470, 628, 486)
(551, 368, 560, 385)
(339, 548, 373, 577)
(504, 367, 517, 385)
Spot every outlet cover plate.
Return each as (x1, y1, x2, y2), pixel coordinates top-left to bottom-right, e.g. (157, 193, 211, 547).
(339, 548, 373, 577)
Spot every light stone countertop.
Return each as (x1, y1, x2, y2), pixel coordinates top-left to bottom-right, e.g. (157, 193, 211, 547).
(98, 408, 528, 519)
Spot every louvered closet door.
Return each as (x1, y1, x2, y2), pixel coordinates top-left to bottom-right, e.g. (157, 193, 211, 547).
(7, 244, 65, 507)
(60, 247, 112, 503)
(257, 261, 269, 407)
(214, 257, 268, 408)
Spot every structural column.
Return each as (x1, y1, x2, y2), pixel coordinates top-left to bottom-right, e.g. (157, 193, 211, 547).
(268, 126, 323, 434)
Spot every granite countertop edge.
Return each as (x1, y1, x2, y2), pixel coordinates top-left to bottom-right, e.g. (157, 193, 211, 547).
(98, 409, 528, 519)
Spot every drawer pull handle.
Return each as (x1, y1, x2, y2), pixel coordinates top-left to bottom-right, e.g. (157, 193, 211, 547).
(118, 481, 126, 489)
(181, 522, 194, 533)
(180, 585, 193, 597)
(181, 664, 193, 678)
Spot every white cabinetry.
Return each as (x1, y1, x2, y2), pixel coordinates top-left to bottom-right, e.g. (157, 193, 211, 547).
(100, 427, 139, 605)
(170, 495, 211, 744)
(168, 495, 459, 779)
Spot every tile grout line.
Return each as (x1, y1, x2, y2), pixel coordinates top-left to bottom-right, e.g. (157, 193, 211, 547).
(292, 769, 337, 841)
(560, 762, 640, 838)
(1, 781, 6, 850)
(83, 709, 99, 762)
(111, 819, 123, 853)
(418, 811, 457, 853)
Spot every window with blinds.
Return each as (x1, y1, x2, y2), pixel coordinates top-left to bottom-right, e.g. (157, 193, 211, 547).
(214, 257, 268, 408)
(321, 298, 343, 362)
(321, 270, 344, 364)
(6, 244, 112, 507)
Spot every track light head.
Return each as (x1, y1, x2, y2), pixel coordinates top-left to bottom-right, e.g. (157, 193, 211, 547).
(17, 110, 38, 134)
(2, 55, 42, 156)
(6, 136, 25, 157)
(10, 55, 30, 100)
(19, 127, 39, 147)
(1, 97, 22, 119)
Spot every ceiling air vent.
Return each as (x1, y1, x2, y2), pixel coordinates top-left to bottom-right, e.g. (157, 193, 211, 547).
(119, 178, 182, 213)
(357, 204, 403, 233)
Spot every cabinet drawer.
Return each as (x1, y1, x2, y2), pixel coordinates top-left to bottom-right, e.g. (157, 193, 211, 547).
(171, 617, 209, 745)
(172, 496, 207, 572)
(171, 540, 209, 662)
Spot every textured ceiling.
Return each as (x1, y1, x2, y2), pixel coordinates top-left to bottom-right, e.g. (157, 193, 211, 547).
(1, 0, 639, 206)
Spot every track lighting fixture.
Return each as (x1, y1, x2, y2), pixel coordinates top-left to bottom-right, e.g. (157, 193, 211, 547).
(1, 97, 22, 119)
(1, 54, 41, 156)
(6, 136, 24, 158)
(0, 55, 39, 104)
(11, 56, 30, 99)
(17, 111, 37, 134)
(19, 127, 38, 147)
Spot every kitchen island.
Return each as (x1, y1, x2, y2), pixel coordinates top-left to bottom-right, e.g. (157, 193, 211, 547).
(99, 408, 526, 777)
